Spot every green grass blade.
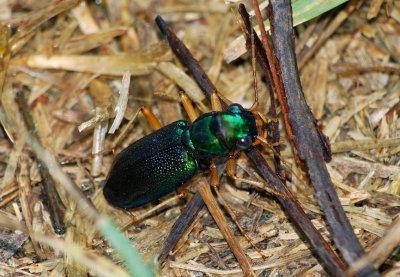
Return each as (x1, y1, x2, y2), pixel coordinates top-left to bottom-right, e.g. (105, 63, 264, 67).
(292, 0, 349, 26)
(98, 217, 155, 277)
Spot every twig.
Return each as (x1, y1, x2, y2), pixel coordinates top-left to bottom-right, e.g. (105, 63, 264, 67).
(158, 192, 204, 262)
(155, 17, 222, 105)
(267, 1, 379, 276)
(18, 155, 54, 259)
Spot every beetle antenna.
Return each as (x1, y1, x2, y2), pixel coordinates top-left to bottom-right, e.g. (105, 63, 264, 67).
(249, 16, 259, 111)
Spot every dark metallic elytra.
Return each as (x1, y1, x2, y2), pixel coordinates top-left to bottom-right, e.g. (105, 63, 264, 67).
(103, 104, 258, 209)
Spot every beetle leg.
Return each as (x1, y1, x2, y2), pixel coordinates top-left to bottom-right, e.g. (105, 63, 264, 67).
(178, 91, 199, 122)
(209, 159, 219, 187)
(227, 150, 286, 199)
(176, 187, 189, 200)
(226, 152, 238, 179)
(232, 175, 286, 199)
(211, 91, 223, 112)
(255, 135, 282, 148)
(111, 106, 163, 149)
(141, 106, 162, 130)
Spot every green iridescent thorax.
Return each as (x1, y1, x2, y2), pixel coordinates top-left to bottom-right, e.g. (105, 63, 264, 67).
(182, 104, 258, 158)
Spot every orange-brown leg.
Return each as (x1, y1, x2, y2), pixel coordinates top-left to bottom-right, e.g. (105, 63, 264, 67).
(179, 91, 199, 123)
(141, 106, 162, 130)
(227, 152, 286, 202)
(112, 106, 162, 149)
(209, 159, 220, 188)
(211, 91, 223, 112)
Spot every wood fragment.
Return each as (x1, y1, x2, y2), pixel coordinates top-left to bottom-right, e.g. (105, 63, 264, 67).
(156, 62, 206, 104)
(0, 25, 10, 100)
(58, 27, 127, 54)
(0, 190, 18, 208)
(1, 136, 24, 188)
(14, 51, 170, 76)
(71, 1, 100, 34)
(158, 192, 204, 263)
(9, 0, 80, 55)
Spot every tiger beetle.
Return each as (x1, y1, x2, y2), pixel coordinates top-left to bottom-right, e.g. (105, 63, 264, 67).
(102, 13, 277, 210)
(103, 100, 266, 209)
(102, 15, 286, 267)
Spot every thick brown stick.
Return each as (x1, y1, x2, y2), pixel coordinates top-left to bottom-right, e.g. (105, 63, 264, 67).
(158, 192, 204, 263)
(156, 18, 220, 105)
(267, 1, 379, 276)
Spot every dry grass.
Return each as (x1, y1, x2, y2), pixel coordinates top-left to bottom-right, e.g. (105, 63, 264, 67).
(0, 0, 399, 276)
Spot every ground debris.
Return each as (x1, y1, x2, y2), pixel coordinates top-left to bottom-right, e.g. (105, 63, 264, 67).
(0, 0, 399, 276)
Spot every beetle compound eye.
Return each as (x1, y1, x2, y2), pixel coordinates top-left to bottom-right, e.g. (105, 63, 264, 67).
(236, 136, 253, 150)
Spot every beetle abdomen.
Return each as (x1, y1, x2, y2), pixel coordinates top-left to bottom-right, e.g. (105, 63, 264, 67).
(103, 120, 198, 209)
